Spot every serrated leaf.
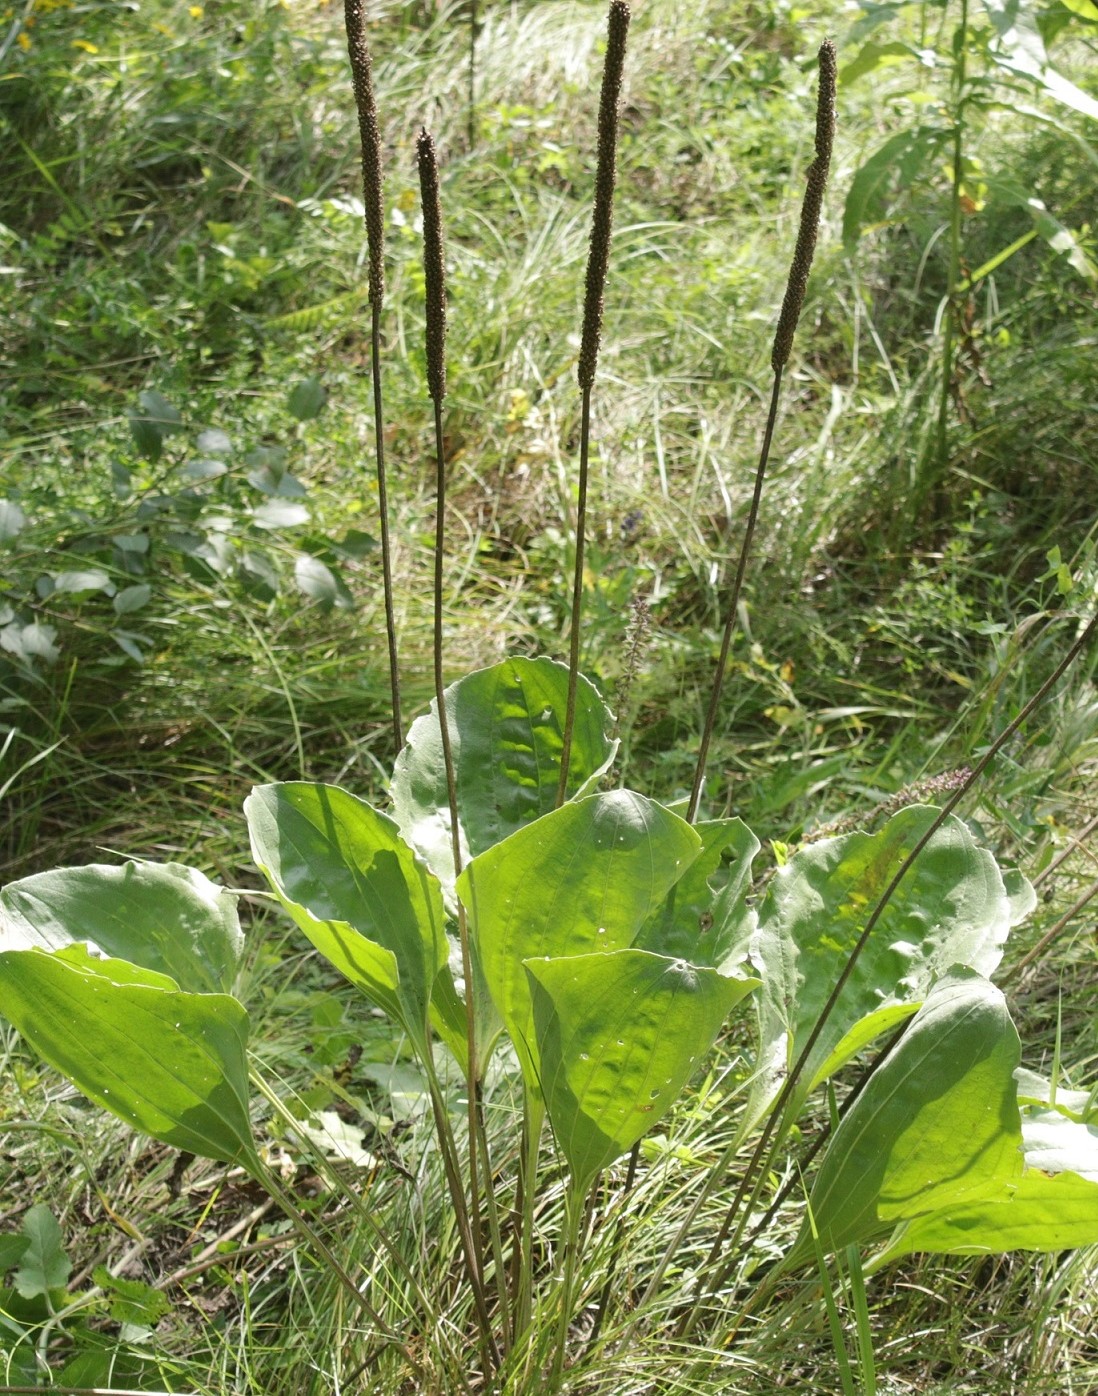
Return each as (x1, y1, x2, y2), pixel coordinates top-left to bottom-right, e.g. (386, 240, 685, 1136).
(288, 376, 328, 421)
(92, 1267, 171, 1326)
(15, 1206, 70, 1299)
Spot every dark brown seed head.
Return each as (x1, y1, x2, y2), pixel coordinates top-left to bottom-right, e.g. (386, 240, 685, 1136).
(344, 0, 385, 309)
(770, 39, 837, 373)
(417, 128, 447, 403)
(578, 0, 631, 391)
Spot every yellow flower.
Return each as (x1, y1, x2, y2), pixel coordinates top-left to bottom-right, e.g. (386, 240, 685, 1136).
(17, 29, 30, 48)
(72, 38, 98, 52)
(188, 4, 203, 15)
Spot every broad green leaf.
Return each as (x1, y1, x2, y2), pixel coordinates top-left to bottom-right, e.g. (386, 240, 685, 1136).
(391, 657, 617, 893)
(883, 1169, 1098, 1258)
(288, 376, 328, 420)
(873, 1087, 1098, 1263)
(843, 128, 947, 249)
(982, 0, 1098, 121)
(113, 583, 153, 616)
(747, 806, 1016, 1127)
(788, 969, 1021, 1265)
(294, 555, 349, 610)
(245, 782, 449, 1046)
(840, 40, 930, 85)
(14, 1205, 70, 1299)
(633, 817, 759, 971)
(527, 950, 757, 1186)
(0, 944, 255, 1165)
(0, 1234, 30, 1272)
(0, 861, 243, 994)
(457, 791, 701, 1083)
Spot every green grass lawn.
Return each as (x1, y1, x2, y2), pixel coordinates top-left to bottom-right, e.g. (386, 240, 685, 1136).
(1, 0, 1097, 1389)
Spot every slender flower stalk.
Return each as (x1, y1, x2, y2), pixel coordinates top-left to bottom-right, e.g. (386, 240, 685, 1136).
(417, 127, 508, 1366)
(556, 0, 631, 808)
(345, 0, 403, 752)
(686, 39, 836, 824)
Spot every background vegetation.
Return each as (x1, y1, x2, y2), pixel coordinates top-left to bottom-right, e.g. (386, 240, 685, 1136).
(1, 0, 1096, 1389)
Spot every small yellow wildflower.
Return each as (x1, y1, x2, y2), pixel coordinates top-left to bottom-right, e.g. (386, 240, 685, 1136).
(17, 29, 30, 48)
(72, 39, 98, 52)
(188, 5, 203, 16)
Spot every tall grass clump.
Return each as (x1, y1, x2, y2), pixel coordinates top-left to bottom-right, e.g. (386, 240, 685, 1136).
(1, 5, 1097, 1394)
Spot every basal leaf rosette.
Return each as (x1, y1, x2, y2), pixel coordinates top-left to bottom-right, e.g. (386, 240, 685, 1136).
(0, 862, 255, 1166)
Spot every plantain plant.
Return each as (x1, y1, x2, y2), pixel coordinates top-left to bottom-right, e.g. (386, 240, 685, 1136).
(2, 4, 1098, 1390)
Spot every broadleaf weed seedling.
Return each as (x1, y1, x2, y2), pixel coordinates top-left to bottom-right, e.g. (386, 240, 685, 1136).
(1, 6, 1098, 1393)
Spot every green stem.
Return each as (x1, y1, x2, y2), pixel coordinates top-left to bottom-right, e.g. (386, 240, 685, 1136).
(243, 1148, 425, 1382)
(547, 1180, 587, 1391)
(422, 1052, 501, 1371)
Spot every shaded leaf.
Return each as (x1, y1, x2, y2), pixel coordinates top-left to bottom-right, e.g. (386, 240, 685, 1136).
(392, 656, 617, 893)
(633, 817, 759, 971)
(0, 860, 244, 993)
(15, 1205, 70, 1299)
(288, 376, 328, 421)
(748, 806, 1016, 1128)
(246, 783, 450, 1051)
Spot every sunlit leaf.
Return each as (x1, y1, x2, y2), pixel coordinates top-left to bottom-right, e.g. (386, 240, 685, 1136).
(527, 949, 757, 1185)
(458, 791, 701, 1084)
